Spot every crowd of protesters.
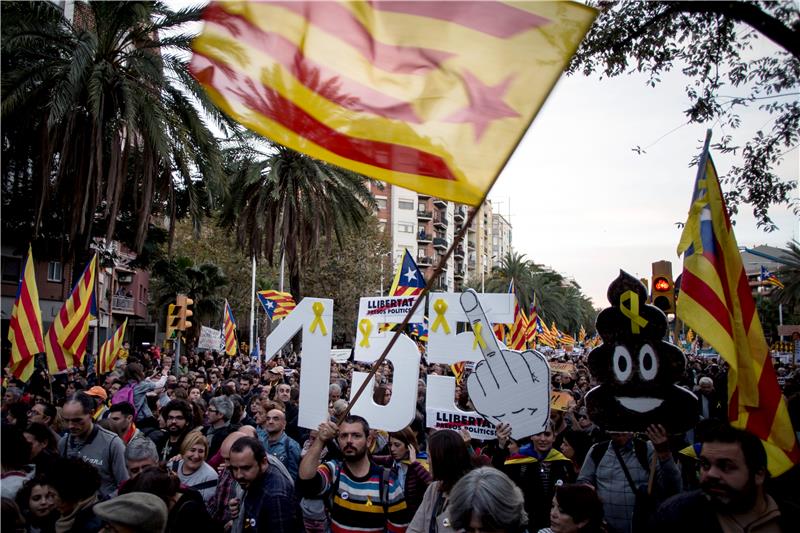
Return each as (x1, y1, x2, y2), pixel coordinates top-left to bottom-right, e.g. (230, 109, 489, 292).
(2, 340, 800, 533)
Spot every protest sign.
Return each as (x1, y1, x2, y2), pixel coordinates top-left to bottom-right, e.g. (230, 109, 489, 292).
(549, 362, 576, 375)
(198, 326, 223, 351)
(551, 390, 573, 411)
(330, 349, 351, 363)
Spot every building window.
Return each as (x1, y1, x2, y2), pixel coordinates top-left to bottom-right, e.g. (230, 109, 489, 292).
(47, 261, 63, 282)
(398, 223, 415, 233)
(398, 199, 414, 210)
(1, 256, 22, 283)
(376, 198, 387, 211)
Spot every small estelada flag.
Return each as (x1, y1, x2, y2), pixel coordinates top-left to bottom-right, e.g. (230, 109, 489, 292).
(190, 1, 596, 205)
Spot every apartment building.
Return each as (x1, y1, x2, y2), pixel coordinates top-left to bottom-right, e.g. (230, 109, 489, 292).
(369, 183, 510, 293)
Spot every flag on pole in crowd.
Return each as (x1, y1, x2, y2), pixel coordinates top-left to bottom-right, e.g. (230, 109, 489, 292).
(251, 338, 260, 361)
(677, 135, 799, 476)
(190, 1, 596, 206)
(561, 332, 576, 346)
(760, 266, 784, 289)
(578, 325, 586, 343)
(8, 246, 45, 382)
(257, 290, 297, 321)
(508, 280, 528, 350)
(687, 329, 695, 343)
(45, 255, 97, 373)
(97, 319, 127, 375)
(223, 300, 238, 356)
(451, 361, 466, 384)
(525, 297, 539, 344)
(389, 250, 426, 297)
(410, 318, 429, 343)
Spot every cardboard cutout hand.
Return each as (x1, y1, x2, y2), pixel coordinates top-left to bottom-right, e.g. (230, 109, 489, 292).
(461, 290, 551, 440)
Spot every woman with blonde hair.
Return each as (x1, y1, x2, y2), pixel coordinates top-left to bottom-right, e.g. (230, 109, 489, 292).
(167, 431, 218, 502)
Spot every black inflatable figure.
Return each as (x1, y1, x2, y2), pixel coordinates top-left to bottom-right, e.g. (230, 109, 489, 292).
(585, 271, 698, 433)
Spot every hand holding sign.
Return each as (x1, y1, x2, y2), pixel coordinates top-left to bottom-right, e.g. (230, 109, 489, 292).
(461, 289, 551, 440)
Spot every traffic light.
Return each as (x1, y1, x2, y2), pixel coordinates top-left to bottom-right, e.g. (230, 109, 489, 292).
(176, 294, 194, 331)
(639, 278, 650, 303)
(651, 260, 675, 314)
(166, 303, 182, 340)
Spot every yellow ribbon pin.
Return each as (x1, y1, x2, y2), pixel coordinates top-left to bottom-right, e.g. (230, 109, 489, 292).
(309, 302, 328, 336)
(358, 319, 372, 347)
(472, 322, 487, 351)
(430, 299, 451, 334)
(620, 290, 648, 334)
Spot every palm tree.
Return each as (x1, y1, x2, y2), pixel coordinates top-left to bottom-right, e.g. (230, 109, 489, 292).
(219, 143, 376, 302)
(2, 1, 232, 268)
(776, 240, 800, 314)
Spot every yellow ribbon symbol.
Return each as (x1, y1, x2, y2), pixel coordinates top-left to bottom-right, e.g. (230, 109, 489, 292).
(430, 299, 451, 334)
(358, 319, 372, 348)
(472, 322, 487, 351)
(310, 302, 328, 336)
(620, 290, 648, 334)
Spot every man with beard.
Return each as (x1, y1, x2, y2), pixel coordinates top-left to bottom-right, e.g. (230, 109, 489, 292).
(298, 415, 409, 533)
(228, 437, 298, 532)
(657, 424, 790, 532)
(154, 399, 192, 462)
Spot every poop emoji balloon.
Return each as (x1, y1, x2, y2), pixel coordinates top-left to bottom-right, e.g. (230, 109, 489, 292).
(585, 271, 698, 433)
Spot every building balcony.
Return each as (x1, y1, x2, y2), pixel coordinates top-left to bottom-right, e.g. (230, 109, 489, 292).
(433, 237, 449, 250)
(417, 255, 433, 267)
(454, 206, 466, 222)
(417, 209, 433, 220)
(111, 295, 135, 314)
(417, 231, 432, 244)
(433, 279, 448, 291)
(417, 192, 431, 200)
(433, 198, 447, 208)
(433, 216, 448, 229)
(454, 247, 465, 259)
(467, 241, 476, 250)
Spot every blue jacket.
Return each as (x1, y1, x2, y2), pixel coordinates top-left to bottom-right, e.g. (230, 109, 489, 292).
(257, 430, 301, 480)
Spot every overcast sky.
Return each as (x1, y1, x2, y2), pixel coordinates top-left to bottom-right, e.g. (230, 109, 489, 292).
(488, 40, 798, 306)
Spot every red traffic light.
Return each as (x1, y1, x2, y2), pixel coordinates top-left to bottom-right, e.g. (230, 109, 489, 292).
(653, 277, 671, 292)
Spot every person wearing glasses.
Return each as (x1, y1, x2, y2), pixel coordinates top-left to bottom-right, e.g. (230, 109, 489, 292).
(155, 399, 193, 463)
(203, 396, 235, 459)
(57, 392, 128, 500)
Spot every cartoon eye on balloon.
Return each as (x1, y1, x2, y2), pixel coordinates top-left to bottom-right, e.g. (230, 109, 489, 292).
(613, 346, 633, 383)
(638, 344, 658, 381)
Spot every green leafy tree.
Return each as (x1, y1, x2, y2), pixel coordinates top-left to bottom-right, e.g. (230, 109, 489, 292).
(1, 0, 231, 270)
(775, 240, 800, 318)
(569, 1, 799, 230)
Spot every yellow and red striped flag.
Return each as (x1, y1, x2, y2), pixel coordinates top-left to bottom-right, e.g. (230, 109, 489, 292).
(97, 319, 127, 375)
(190, 1, 596, 205)
(46, 255, 97, 372)
(258, 290, 297, 321)
(8, 246, 45, 382)
(578, 325, 586, 343)
(223, 299, 238, 356)
(451, 361, 466, 384)
(507, 280, 528, 350)
(677, 135, 799, 476)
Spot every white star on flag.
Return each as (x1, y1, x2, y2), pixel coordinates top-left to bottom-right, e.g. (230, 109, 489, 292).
(266, 301, 274, 309)
(404, 267, 417, 283)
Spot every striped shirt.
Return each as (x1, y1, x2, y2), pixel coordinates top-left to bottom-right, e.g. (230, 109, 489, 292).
(311, 460, 408, 533)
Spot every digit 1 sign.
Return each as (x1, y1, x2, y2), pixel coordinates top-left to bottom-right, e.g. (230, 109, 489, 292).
(264, 297, 334, 429)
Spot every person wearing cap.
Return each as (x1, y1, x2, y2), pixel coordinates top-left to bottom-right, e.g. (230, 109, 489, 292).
(86, 386, 109, 421)
(93, 491, 168, 533)
(267, 366, 285, 388)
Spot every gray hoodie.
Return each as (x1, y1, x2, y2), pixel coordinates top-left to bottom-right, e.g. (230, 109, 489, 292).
(59, 425, 129, 500)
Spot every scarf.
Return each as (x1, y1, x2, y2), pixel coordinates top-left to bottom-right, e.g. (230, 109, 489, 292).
(55, 494, 97, 533)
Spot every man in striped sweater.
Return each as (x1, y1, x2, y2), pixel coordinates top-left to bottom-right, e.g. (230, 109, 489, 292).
(299, 415, 409, 533)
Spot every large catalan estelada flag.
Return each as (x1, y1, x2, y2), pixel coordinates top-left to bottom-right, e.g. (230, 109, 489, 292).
(223, 299, 238, 356)
(389, 249, 426, 297)
(97, 319, 127, 375)
(258, 290, 297, 321)
(190, 1, 596, 205)
(46, 255, 97, 373)
(760, 266, 784, 289)
(677, 134, 799, 476)
(8, 246, 45, 382)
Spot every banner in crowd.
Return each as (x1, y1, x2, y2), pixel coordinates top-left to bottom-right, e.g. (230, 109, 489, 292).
(198, 326, 225, 352)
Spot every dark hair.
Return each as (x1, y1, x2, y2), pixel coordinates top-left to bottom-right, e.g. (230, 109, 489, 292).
(562, 429, 592, 469)
(231, 436, 267, 464)
(15, 475, 54, 515)
(554, 483, 605, 530)
(373, 385, 389, 405)
(125, 362, 145, 383)
(1, 426, 32, 469)
(161, 399, 192, 423)
(24, 422, 58, 451)
(428, 429, 473, 492)
(7, 403, 29, 428)
(388, 427, 419, 453)
(119, 466, 180, 505)
(341, 415, 370, 437)
(108, 402, 135, 417)
(34, 401, 57, 421)
(701, 423, 767, 476)
(47, 458, 101, 502)
(65, 392, 96, 415)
